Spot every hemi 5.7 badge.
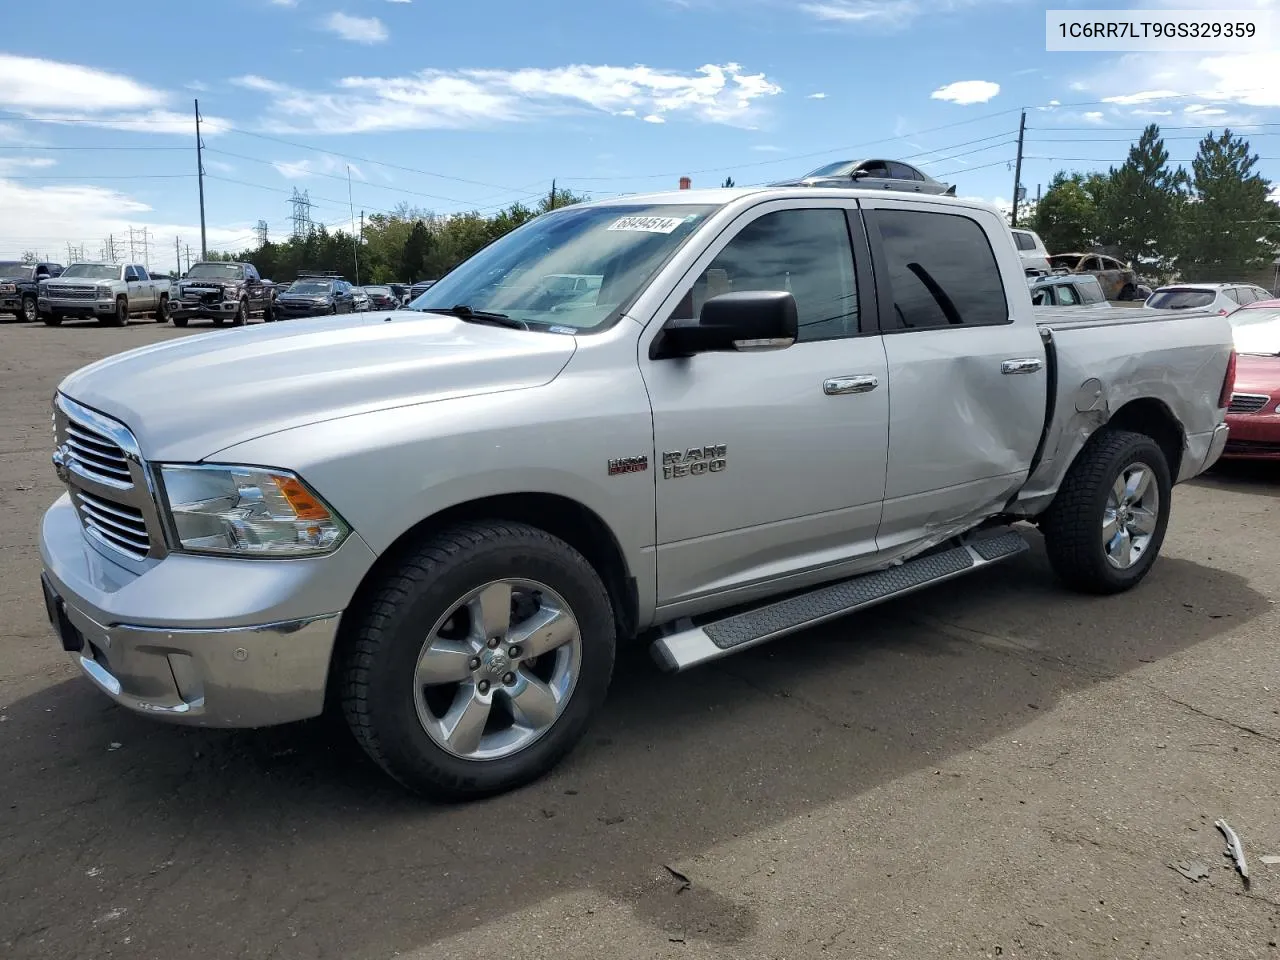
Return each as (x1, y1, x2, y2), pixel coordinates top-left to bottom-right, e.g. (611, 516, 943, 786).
(607, 455, 649, 476)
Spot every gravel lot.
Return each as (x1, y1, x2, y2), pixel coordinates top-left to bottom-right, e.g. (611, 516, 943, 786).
(2, 315, 1279, 960)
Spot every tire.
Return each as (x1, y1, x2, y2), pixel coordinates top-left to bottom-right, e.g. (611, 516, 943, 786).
(263, 300, 276, 322)
(1119, 283, 1136, 301)
(1040, 428, 1172, 595)
(171, 315, 189, 328)
(212, 316, 225, 326)
(233, 298, 248, 326)
(154, 295, 168, 323)
(20, 295, 37, 323)
(104, 298, 128, 327)
(42, 313, 63, 327)
(340, 521, 616, 800)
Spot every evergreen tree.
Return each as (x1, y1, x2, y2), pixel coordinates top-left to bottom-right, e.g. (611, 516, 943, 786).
(1029, 172, 1100, 253)
(1178, 129, 1280, 279)
(1094, 124, 1185, 272)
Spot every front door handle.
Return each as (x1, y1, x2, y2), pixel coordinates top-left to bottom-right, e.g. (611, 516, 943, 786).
(1001, 358, 1044, 375)
(823, 375, 879, 396)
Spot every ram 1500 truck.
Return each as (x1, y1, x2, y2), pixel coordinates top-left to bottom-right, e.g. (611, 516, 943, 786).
(39, 262, 171, 326)
(170, 261, 276, 327)
(37, 187, 1235, 800)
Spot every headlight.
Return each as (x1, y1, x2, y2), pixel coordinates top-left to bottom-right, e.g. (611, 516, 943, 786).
(158, 464, 349, 557)
(97, 285, 114, 298)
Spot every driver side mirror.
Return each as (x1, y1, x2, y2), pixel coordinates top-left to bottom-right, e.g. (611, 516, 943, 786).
(657, 290, 798, 358)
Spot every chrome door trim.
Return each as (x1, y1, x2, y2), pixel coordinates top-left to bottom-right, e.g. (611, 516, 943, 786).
(1001, 358, 1044, 375)
(823, 375, 879, 395)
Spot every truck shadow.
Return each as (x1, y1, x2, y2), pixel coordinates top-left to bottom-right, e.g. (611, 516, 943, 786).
(0, 540, 1268, 959)
(1195, 459, 1280, 497)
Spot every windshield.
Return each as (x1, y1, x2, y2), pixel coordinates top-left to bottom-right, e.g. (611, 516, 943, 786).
(805, 160, 856, 178)
(187, 263, 244, 280)
(287, 281, 332, 295)
(0, 262, 35, 280)
(1148, 289, 1215, 309)
(60, 264, 120, 280)
(1230, 308, 1280, 355)
(410, 203, 718, 331)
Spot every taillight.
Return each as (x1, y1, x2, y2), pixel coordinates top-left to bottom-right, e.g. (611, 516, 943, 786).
(1219, 349, 1237, 408)
(1219, 308, 1229, 316)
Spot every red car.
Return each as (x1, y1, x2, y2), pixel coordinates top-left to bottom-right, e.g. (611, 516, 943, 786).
(1224, 298, 1280, 460)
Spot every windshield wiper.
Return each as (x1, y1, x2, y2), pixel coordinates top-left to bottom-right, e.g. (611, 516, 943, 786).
(420, 304, 529, 330)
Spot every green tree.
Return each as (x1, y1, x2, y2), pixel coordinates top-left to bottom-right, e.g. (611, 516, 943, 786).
(20, 250, 38, 263)
(1178, 129, 1280, 280)
(721, 176, 736, 188)
(399, 220, 433, 281)
(1094, 124, 1185, 273)
(539, 186, 589, 213)
(1028, 171, 1101, 253)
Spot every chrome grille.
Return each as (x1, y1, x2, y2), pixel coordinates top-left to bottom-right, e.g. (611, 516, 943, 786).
(1229, 393, 1270, 414)
(49, 285, 96, 300)
(75, 490, 151, 560)
(63, 419, 132, 486)
(54, 394, 163, 563)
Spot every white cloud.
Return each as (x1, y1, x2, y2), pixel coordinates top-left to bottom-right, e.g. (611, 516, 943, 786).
(752, 144, 785, 152)
(272, 155, 366, 180)
(0, 156, 56, 175)
(236, 61, 782, 133)
(800, 0, 1014, 29)
(930, 80, 1000, 105)
(807, 92, 827, 99)
(1073, 51, 1280, 112)
(322, 12, 389, 44)
(1102, 89, 1182, 105)
(0, 56, 228, 135)
(387, 0, 411, 3)
(186, 80, 209, 92)
(642, 114, 665, 123)
(1184, 104, 1228, 117)
(1083, 111, 1106, 123)
(269, 0, 297, 6)
(0, 180, 248, 270)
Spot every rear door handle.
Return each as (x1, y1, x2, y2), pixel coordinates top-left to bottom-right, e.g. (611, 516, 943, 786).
(1001, 358, 1044, 375)
(823, 375, 879, 396)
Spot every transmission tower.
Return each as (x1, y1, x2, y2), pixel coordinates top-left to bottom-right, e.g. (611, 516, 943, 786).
(290, 189, 313, 239)
(100, 235, 119, 262)
(255, 219, 270, 246)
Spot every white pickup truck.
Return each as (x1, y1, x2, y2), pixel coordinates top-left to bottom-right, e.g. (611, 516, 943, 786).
(39, 262, 171, 326)
(38, 186, 1235, 800)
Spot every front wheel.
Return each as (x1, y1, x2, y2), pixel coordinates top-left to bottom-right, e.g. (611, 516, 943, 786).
(103, 298, 128, 327)
(21, 295, 37, 323)
(171, 315, 189, 328)
(233, 298, 248, 326)
(42, 313, 63, 327)
(339, 521, 616, 800)
(1040, 428, 1172, 594)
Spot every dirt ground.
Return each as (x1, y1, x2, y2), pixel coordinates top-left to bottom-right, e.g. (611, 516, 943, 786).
(2, 315, 1279, 960)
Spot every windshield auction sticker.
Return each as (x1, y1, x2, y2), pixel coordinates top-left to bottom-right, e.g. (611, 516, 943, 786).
(607, 216, 686, 234)
(1046, 9, 1272, 51)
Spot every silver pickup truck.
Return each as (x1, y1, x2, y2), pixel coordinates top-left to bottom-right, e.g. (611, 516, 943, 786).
(39, 262, 171, 326)
(38, 187, 1235, 799)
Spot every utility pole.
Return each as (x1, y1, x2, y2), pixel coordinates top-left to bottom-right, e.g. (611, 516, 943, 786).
(347, 166, 360, 286)
(194, 97, 207, 259)
(548, 179, 556, 211)
(185, 244, 192, 272)
(128, 227, 137, 262)
(1010, 109, 1027, 228)
(175, 235, 182, 275)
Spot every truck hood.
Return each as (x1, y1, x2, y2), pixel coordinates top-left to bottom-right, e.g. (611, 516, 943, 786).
(57, 311, 578, 461)
(1234, 354, 1280, 396)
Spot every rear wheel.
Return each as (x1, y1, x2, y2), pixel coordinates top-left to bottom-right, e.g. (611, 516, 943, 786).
(1040, 428, 1172, 594)
(1119, 283, 1136, 301)
(154, 295, 168, 323)
(340, 521, 616, 800)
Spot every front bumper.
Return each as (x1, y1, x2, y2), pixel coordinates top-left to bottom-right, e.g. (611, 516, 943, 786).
(1223, 411, 1280, 460)
(169, 299, 237, 320)
(39, 297, 115, 316)
(39, 493, 377, 727)
(0, 294, 23, 311)
(275, 301, 333, 319)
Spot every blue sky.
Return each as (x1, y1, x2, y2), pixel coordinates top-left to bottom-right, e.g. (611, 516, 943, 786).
(1, 0, 1278, 271)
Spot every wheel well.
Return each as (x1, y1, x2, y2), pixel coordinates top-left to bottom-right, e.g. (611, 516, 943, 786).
(343, 493, 639, 645)
(1106, 398, 1183, 477)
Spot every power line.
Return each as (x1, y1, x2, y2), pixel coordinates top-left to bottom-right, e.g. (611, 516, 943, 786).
(1025, 155, 1280, 162)
(933, 157, 1019, 179)
(0, 144, 189, 151)
(4, 173, 195, 180)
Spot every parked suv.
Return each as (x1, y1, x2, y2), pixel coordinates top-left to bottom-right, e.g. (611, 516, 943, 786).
(274, 276, 358, 318)
(0, 260, 63, 322)
(1145, 282, 1273, 316)
(1010, 228, 1051, 277)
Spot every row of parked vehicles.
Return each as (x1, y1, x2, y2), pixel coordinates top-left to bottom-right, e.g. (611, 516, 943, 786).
(0, 259, 438, 327)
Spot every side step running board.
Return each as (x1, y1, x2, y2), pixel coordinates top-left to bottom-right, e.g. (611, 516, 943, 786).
(650, 529, 1029, 673)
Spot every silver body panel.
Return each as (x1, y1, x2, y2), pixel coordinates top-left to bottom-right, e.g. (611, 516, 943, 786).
(37, 186, 1234, 726)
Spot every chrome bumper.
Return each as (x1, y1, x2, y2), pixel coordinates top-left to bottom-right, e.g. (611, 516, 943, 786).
(43, 573, 338, 726)
(1202, 421, 1230, 472)
(39, 297, 115, 314)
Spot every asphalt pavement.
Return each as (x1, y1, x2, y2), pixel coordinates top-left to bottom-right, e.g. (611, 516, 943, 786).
(2, 314, 1279, 959)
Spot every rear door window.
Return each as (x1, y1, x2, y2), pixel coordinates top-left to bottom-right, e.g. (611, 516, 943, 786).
(1056, 284, 1081, 305)
(870, 208, 1010, 329)
(1013, 232, 1037, 252)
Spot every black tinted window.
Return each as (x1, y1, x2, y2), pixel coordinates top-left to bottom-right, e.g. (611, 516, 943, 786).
(1013, 232, 1037, 251)
(672, 208, 858, 342)
(889, 162, 922, 181)
(873, 209, 1009, 329)
(1148, 289, 1215, 309)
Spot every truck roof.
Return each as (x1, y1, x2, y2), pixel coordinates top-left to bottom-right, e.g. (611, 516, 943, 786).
(579, 185, 1000, 215)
